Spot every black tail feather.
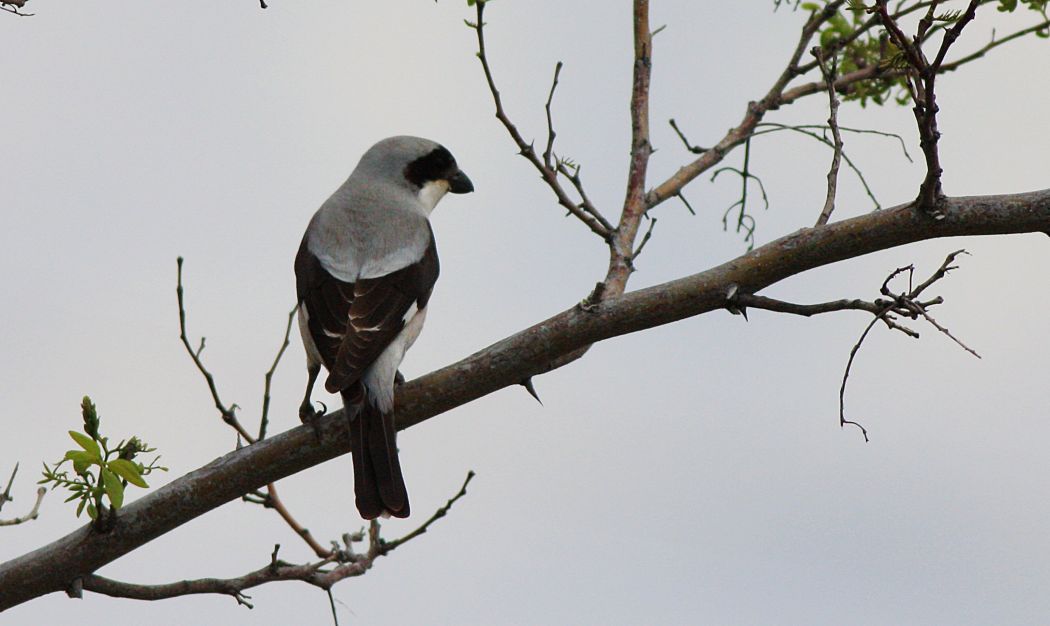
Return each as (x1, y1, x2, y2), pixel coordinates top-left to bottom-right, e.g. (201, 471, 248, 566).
(343, 386, 410, 519)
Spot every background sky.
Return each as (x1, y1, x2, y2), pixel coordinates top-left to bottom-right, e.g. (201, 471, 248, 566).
(2, 1, 1048, 624)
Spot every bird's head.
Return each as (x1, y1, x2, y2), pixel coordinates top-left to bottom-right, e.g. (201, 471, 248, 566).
(358, 135, 473, 214)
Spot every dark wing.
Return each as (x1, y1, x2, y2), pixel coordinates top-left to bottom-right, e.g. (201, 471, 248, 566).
(294, 229, 439, 394)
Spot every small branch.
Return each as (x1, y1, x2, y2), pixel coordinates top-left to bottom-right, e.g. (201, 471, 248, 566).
(0, 487, 45, 527)
(263, 484, 332, 559)
(0, 464, 17, 513)
(542, 61, 563, 170)
(940, 19, 1050, 72)
(668, 118, 707, 154)
(874, 0, 982, 214)
(645, 2, 847, 209)
(556, 162, 614, 232)
(178, 258, 332, 558)
(710, 139, 768, 249)
(176, 257, 255, 443)
(630, 216, 658, 264)
(752, 122, 882, 210)
(259, 305, 298, 442)
(378, 471, 475, 553)
(734, 294, 889, 317)
(813, 46, 844, 226)
(839, 315, 877, 442)
(469, 3, 612, 241)
(78, 473, 476, 606)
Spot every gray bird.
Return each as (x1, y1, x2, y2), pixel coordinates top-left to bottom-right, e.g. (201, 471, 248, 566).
(295, 136, 473, 519)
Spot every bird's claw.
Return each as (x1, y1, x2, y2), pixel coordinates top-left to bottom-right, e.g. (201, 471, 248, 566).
(299, 401, 327, 441)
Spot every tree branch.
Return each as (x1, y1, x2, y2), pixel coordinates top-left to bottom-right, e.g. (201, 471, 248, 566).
(74, 472, 473, 608)
(0, 488, 45, 527)
(646, 1, 847, 210)
(3, 188, 1049, 610)
(469, 2, 612, 241)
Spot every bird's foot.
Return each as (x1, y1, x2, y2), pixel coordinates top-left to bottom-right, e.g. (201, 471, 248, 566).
(299, 400, 327, 441)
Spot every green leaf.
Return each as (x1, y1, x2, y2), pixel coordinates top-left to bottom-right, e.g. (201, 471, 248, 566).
(109, 459, 148, 488)
(69, 431, 102, 461)
(65, 450, 96, 476)
(86, 501, 97, 520)
(76, 498, 86, 518)
(101, 468, 125, 510)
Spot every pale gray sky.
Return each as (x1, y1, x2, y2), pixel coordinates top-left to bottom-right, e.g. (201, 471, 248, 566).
(2, 2, 1049, 625)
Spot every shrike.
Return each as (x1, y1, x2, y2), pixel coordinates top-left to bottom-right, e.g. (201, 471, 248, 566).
(295, 136, 473, 519)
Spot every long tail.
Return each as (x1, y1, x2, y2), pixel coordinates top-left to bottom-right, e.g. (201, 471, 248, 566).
(342, 385, 410, 519)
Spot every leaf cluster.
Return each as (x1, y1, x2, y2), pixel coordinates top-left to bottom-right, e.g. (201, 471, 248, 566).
(39, 396, 166, 524)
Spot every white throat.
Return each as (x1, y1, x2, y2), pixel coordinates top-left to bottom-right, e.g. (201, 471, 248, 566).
(417, 180, 450, 215)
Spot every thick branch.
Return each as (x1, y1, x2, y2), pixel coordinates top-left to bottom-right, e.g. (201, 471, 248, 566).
(605, 0, 655, 294)
(2, 188, 1049, 610)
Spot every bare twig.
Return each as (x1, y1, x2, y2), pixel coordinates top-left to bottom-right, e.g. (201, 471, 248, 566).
(0, 464, 17, 513)
(78, 473, 475, 606)
(813, 46, 844, 226)
(378, 471, 475, 553)
(176, 257, 254, 442)
(645, 1, 848, 209)
(710, 139, 768, 249)
(262, 484, 332, 559)
(469, 2, 612, 241)
(0, 487, 45, 527)
(631, 216, 658, 264)
(752, 122, 882, 210)
(839, 315, 877, 442)
(177, 258, 335, 558)
(668, 118, 708, 154)
(940, 19, 1050, 71)
(543, 61, 563, 170)
(259, 305, 298, 442)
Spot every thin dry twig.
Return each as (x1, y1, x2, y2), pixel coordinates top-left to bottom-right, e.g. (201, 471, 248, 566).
(79, 472, 475, 607)
(0, 487, 46, 527)
(259, 305, 298, 441)
(176, 257, 254, 442)
(469, 2, 612, 241)
(177, 258, 335, 558)
(0, 464, 17, 513)
(835, 249, 979, 439)
(813, 46, 844, 226)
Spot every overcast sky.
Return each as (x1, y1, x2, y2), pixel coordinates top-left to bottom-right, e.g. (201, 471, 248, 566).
(2, 1, 1049, 624)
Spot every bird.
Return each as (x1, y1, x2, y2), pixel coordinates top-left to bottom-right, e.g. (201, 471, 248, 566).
(294, 136, 473, 519)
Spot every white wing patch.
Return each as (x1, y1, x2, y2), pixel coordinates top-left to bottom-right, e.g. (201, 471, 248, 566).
(297, 303, 323, 368)
(361, 304, 428, 413)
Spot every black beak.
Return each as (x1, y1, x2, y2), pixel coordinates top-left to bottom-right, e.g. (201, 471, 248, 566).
(448, 170, 474, 194)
